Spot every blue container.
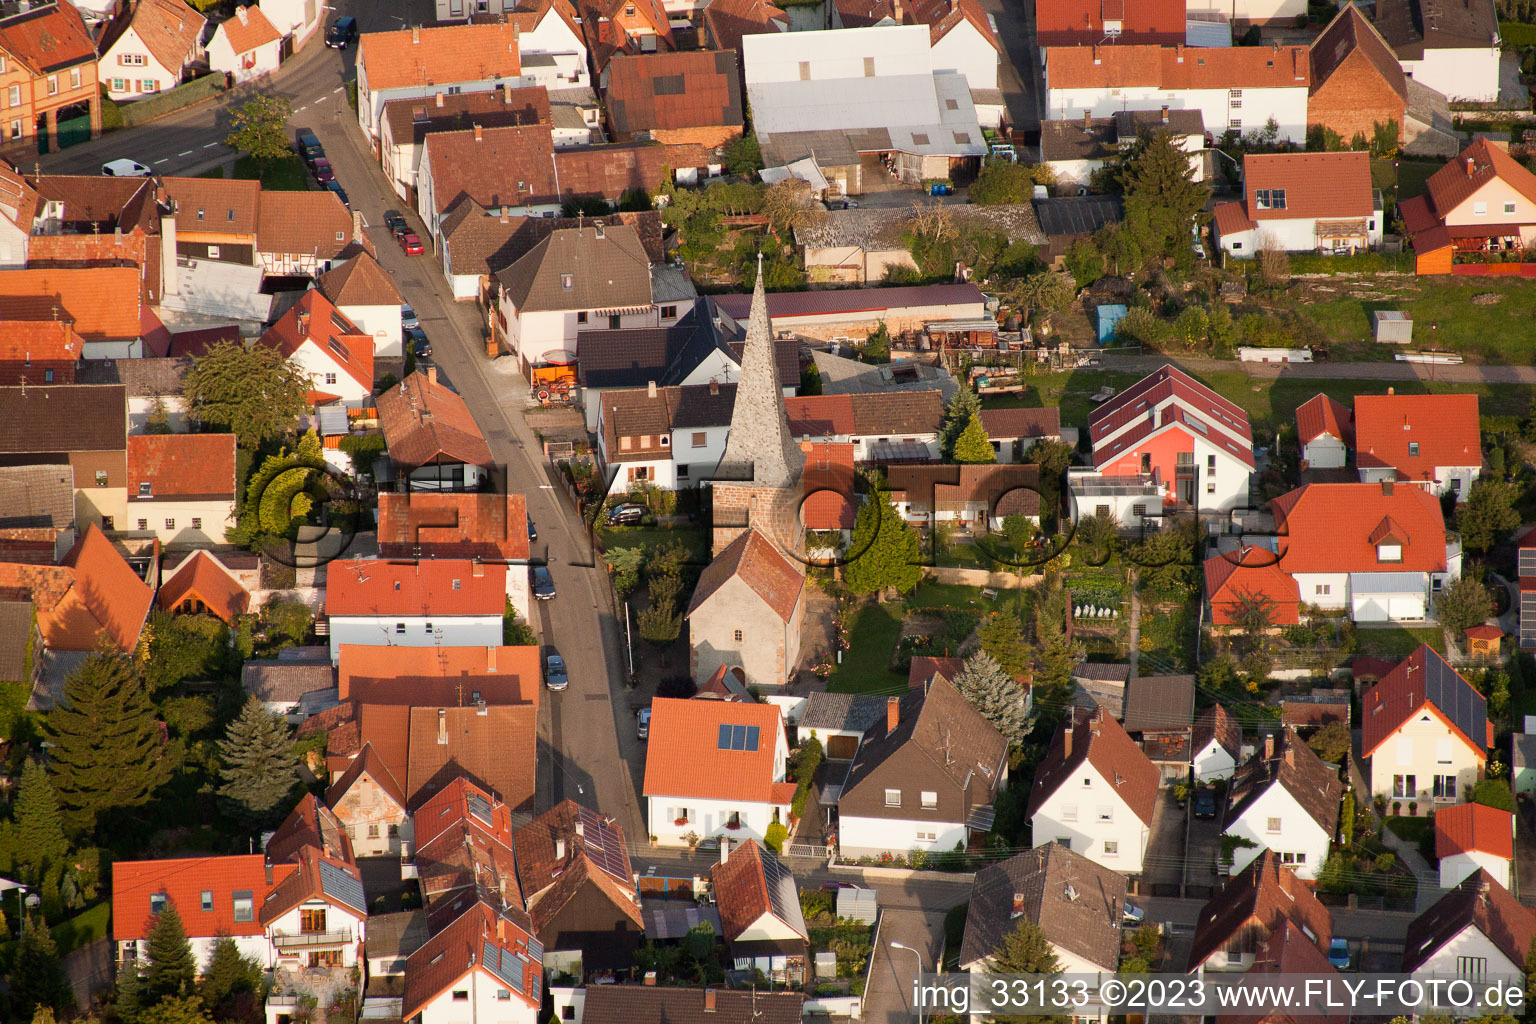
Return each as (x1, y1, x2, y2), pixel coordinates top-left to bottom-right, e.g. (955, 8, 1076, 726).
(1096, 304, 1128, 344)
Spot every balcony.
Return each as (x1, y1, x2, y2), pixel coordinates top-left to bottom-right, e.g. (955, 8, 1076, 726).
(272, 928, 354, 949)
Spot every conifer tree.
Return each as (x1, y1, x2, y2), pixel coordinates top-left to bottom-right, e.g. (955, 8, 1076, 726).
(12, 913, 67, 1020)
(844, 487, 922, 597)
(199, 936, 262, 1014)
(952, 411, 996, 464)
(952, 651, 1032, 744)
(144, 901, 197, 1002)
(989, 919, 1068, 1024)
(12, 761, 68, 884)
(1119, 128, 1211, 259)
(46, 652, 171, 838)
(115, 960, 145, 1024)
(939, 386, 982, 459)
(217, 697, 300, 823)
(977, 613, 1032, 678)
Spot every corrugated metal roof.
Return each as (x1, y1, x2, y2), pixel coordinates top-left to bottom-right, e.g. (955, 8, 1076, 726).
(1348, 572, 1426, 593)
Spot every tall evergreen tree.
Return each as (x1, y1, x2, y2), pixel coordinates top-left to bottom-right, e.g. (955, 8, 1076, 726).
(12, 913, 67, 1020)
(115, 960, 145, 1024)
(1119, 129, 1211, 259)
(46, 652, 171, 838)
(939, 386, 982, 459)
(952, 411, 997, 464)
(199, 936, 262, 1014)
(12, 761, 68, 884)
(144, 901, 197, 1001)
(989, 918, 1068, 1024)
(977, 613, 1032, 678)
(952, 651, 1032, 744)
(217, 697, 300, 823)
(844, 487, 923, 597)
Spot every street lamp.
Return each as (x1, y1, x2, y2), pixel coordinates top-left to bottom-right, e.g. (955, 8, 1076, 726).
(889, 942, 924, 1024)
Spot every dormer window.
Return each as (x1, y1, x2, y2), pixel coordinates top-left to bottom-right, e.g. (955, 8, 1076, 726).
(1377, 542, 1403, 563)
(660, 435, 669, 447)
(196, 208, 205, 220)
(621, 436, 632, 450)
(139, 482, 152, 497)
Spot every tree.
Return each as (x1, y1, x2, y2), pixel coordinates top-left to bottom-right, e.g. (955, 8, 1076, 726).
(199, 937, 262, 1014)
(115, 960, 145, 1024)
(182, 342, 309, 448)
(12, 761, 67, 884)
(761, 178, 818, 238)
(862, 322, 891, 364)
(1119, 129, 1211, 259)
(143, 611, 232, 692)
(1011, 271, 1075, 327)
(939, 386, 982, 460)
(47, 652, 171, 837)
(844, 486, 923, 597)
(683, 920, 716, 963)
(1027, 438, 1074, 532)
(989, 919, 1069, 1024)
(1471, 778, 1516, 812)
(952, 411, 996, 464)
(1307, 721, 1351, 765)
(1130, 523, 1197, 592)
(1371, 119, 1400, 157)
(223, 94, 293, 161)
(724, 134, 762, 176)
(217, 697, 301, 824)
(1063, 240, 1103, 289)
(969, 160, 1036, 205)
(144, 901, 196, 1001)
(1257, 235, 1290, 285)
(953, 651, 1032, 744)
(503, 599, 538, 646)
(978, 613, 1031, 677)
(637, 576, 683, 647)
(12, 914, 66, 1020)
(1459, 480, 1520, 554)
(144, 395, 174, 435)
(138, 997, 214, 1024)
(1438, 574, 1494, 635)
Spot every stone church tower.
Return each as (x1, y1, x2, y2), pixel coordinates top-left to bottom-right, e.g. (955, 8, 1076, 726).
(711, 257, 807, 560)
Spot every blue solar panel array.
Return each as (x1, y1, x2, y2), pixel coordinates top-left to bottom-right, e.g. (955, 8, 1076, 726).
(717, 724, 760, 751)
(1423, 649, 1487, 747)
(318, 861, 368, 915)
(483, 942, 525, 993)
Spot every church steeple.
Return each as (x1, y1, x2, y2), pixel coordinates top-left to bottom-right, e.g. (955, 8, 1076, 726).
(716, 255, 805, 490)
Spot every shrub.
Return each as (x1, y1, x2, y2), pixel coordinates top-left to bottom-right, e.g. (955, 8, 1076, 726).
(764, 822, 788, 852)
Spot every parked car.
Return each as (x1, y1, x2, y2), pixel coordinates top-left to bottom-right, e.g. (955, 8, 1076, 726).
(532, 565, 556, 600)
(1328, 937, 1350, 970)
(101, 159, 152, 177)
(637, 707, 651, 740)
(527, 515, 537, 542)
(296, 131, 324, 165)
(1122, 902, 1145, 926)
(385, 210, 409, 238)
(607, 504, 646, 526)
(325, 180, 349, 207)
(312, 158, 335, 183)
(544, 649, 568, 691)
(324, 15, 356, 47)
(1193, 788, 1218, 819)
(400, 303, 419, 330)
(399, 231, 424, 256)
(411, 333, 431, 360)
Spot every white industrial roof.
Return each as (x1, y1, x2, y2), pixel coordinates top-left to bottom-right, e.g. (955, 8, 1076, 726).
(1348, 572, 1426, 594)
(743, 23, 932, 84)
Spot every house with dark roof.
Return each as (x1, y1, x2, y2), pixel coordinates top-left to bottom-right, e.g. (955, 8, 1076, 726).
(1192, 703, 1243, 782)
(980, 407, 1061, 463)
(1280, 689, 1350, 732)
(160, 176, 260, 265)
(317, 252, 406, 359)
(1308, 5, 1408, 149)
(1354, 392, 1481, 500)
(127, 432, 236, 546)
(257, 290, 374, 408)
(603, 50, 743, 150)
(685, 528, 805, 689)
(0, 464, 76, 564)
(1188, 850, 1332, 973)
(1400, 138, 1536, 273)
(1221, 729, 1340, 882)
(1216, 920, 1345, 1024)
(0, 383, 126, 531)
(377, 369, 495, 492)
(513, 800, 643, 970)
(324, 741, 409, 856)
(1361, 644, 1489, 803)
(596, 380, 737, 494)
(1370, 0, 1500, 103)
(417, 124, 560, 248)
(838, 681, 1009, 859)
(581, 987, 803, 1024)
(1040, 108, 1205, 192)
(255, 190, 361, 278)
(1212, 152, 1383, 258)
(1402, 871, 1536, 986)
(1028, 705, 1158, 873)
(412, 776, 522, 923)
(703, 0, 788, 54)
(958, 842, 1127, 973)
(438, 207, 661, 301)
(243, 646, 336, 721)
(1436, 802, 1513, 890)
(784, 389, 947, 465)
(710, 839, 808, 985)
(1296, 393, 1354, 471)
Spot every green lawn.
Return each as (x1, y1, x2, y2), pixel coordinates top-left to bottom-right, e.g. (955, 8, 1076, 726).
(0, 901, 110, 970)
(1291, 277, 1536, 365)
(1354, 624, 1445, 659)
(826, 581, 994, 694)
(1384, 815, 1433, 843)
(233, 154, 310, 191)
(596, 525, 709, 563)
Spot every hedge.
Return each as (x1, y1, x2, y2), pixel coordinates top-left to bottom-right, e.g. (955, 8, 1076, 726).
(1286, 250, 1414, 275)
(1501, 20, 1536, 45)
(119, 73, 226, 128)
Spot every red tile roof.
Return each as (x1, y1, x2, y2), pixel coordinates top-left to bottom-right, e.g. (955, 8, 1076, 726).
(1088, 364, 1253, 468)
(1270, 482, 1447, 574)
(112, 854, 294, 942)
(1203, 547, 1301, 627)
(162, 176, 261, 238)
(909, 0, 998, 49)
(1242, 152, 1374, 221)
(785, 394, 856, 437)
(1036, 0, 1184, 45)
(800, 441, 856, 530)
(1309, 4, 1406, 102)
(1466, 624, 1504, 641)
(710, 839, 807, 943)
(686, 528, 803, 624)
(1212, 201, 1257, 237)
(1436, 802, 1514, 860)
(405, 703, 538, 812)
(325, 559, 507, 617)
(423, 124, 559, 215)
(1027, 705, 1159, 826)
(157, 550, 250, 624)
(0, 0, 96, 73)
(1354, 393, 1481, 484)
(1187, 851, 1332, 971)
(703, 0, 786, 51)
(553, 143, 671, 202)
(1045, 43, 1310, 91)
(266, 792, 355, 866)
(260, 845, 367, 924)
(1361, 644, 1490, 758)
(1296, 393, 1354, 447)
(337, 644, 540, 705)
(908, 655, 965, 689)
(129, 433, 236, 499)
(377, 492, 530, 561)
(259, 290, 374, 393)
(256, 191, 359, 261)
(513, 800, 643, 938)
(100, 0, 205, 81)
(217, 4, 280, 52)
(377, 370, 494, 469)
(2, 524, 155, 651)
(642, 697, 788, 803)
(1423, 138, 1536, 220)
(605, 50, 743, 135)
(413, 776, 520, 913)
(402, 901, 542, 1019)
(0, 268, 141, 341)
(0, 321, 82, 371)
(359, 23, 522, 94)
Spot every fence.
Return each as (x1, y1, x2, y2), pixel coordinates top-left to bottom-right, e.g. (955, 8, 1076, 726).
(118, 74, 227, 128)
(1451, 262, 1536, 277)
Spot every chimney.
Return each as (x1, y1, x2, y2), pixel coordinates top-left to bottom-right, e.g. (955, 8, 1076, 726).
(555, 838, 566, 860)
(474, 124, 483, 142)
(719, 839, 730, 864)
(887, 695, 899, 732)
(1064, 715, 1073, 757)
(1382, 480, 1394, 496)
(1160, 104, 1168, 124)
(235, 5, 247, 23)
(438, 707, 448, 745)
(1263, 733, 1275, 760)
(574, 820, 584, 837)
(1082, 110, 1091, 131)
(297, 310, 310, 334)
(502, 82, 511, 103)
(709, 378, 719, 396)
(486, 646, 497, 672)
(1283, 743, 1294, 768)
(644, 972, 658, 986)
(1467, 158, 1475, 178)
(412, 24, 420, 42)
(704, 990, 717, 1012)
(265, 861, 274, 885)
(352, 209, 365, 244)
(427, 366, 438, 384)
(472, 561, 484, 577)
(435, 92, 444, 107)
(114, 226, 123, 246)
(647, 380, 657, 398)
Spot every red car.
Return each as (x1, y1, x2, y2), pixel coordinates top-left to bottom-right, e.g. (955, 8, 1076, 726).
(399, 232, 424, 256)
(312, 158, 335, 183)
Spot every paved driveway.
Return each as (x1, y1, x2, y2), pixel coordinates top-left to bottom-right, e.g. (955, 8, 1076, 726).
(863, 909, 947, 1024)
(975, 0, 1041, 132)
(1184, 814, 1224, 900)
(1143, 788, 1187, 896)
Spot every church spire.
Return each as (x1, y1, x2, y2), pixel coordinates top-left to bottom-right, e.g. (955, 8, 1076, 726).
(716, 255, 804, 490)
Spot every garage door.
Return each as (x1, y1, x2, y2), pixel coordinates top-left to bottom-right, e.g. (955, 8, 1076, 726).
(1387, 596, 1425, 620)
(827, 734, 859, 759)
(1352, 595, 1389, 623)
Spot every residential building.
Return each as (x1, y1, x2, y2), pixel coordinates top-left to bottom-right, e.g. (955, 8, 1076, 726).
(438, 206, 659, 301)
(1070, 662, 1128, 718)
(742, 25, 988, 191)
(1221, 730, 1340, 881)
(710, 839, 808, 985)
(379, 86, 553, 201)
(324, 742, 409, 856)
(355, 23, 527, 151)
(1040, 108, 1205, 192)
(1402, 871, 1536, 986)
(1070, 364, 1254, 520)
(0, 464, 76, 565)
(157, 549, 251, 623)
(257, 290, 375, 408)
(337, 645, 539, 709)
(0, 0, 102, 154)
(580, 988, 803, 1024)
(1043, 44, 1310, 143)
(1216, 922, 1345, 1024)
(714, 281, 987, 340)
(642, 696, 794, 847)
(1028, 705, 1158, 873)
(800, 440, 857, 547)
(1281, 690, 1350, 732)
(258, 0, 325, 51)
(578, 0, 675, 73)
(1035, 0, 1184, 45)
(317, 252, 405, 359)
(242, 647, 335, 721)
(885, 463, 1042, 531)
(1307, 5, 1408, 147)
(1212, 152, 1383, 257)
(1370, 0, 1500, 103)
(1401, 139, 1536, 273)
(114, 854, 282, 968)
(1193, 704, 1242, 782)
(703, 0, 787, 53)
(0, 267, 142, 358)
(511, 0, 591, 89)
(958, 842, 1127, 973)
(0, 523, 151, 654)
(604, 50, 742, 148)
(796, 691, 887, 761)
(1204, 547, 1301, 629)
(0, 320, 81, 385)
(1361, 644, 1490, 803)
(162, 176, 261, 265)
(1270, 481, 1457, 621)
(1122, 673, 1195, 736)
(255, 191, 359, 276)
(492, 223, 662, 376)
(513, 800, 643, 970)
(1354, 392, 1481, 499)
(549, 140, 670, 204)
(97, 0, 205, 101)
(686, 528, 804, 689)
(375, 493, 531, 617)
(785, 390, 947, 465)
(261, 845, 369, 977)
(412, 776, 521, 917)
(126, 433, 236, 546)
(837, 681, 1009, 859)
(401, 901, 543, 1024)
(377, 369, 495, 492)
(75, 357, 192, 435)
(1436, 802, 1514, 890)
(0, 383, 127, 529)
(1187, 851, 1332, 973)
(206, 5, 282, 84)
(417, 125, 560, 248)
(1296, 393, 1354, 470)
(596, 381, 735, 493)
(323, 559, 507, 663)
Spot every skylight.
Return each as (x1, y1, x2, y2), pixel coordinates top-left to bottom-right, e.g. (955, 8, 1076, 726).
(717, 724, 761, 751)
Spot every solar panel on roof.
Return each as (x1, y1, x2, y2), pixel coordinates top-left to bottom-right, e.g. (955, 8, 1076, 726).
(758, 847, 806, 936)
(1521, 549, 1536, 577)
(467, 794, 493, 826)
(526, 935, 544, 961)
(483, 942, 525, 992)
(717, 723, 761, 751)
(318, 860, 368, 914)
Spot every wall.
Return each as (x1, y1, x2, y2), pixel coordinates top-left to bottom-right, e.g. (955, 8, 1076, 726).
(688, 577, 800, 688)
(1406, 47, 1500, 104)
(1044, 83, 1309, 142)
(102, 29, 183, 100)
(326, 615, 502, 663)
(836, 814, 967, 859)
(208, 32, 282, 84)
(670, 423, 730, 488)
(333, 774, 407, 856)
(1029, 763, 1149, 872)
(803, 244, 918, 285)
(288, 341, 373, 407)
(70, 450, 127, 529)
(126, 497, 235, 546)
(1368, 710, 1485, 802)
(647, 794, 780, 846)
(417, 965, 539, 1024)
(1193, 738, 1235, 781)
(1415, 926, 1522, 986)
(1308, 53, 1406, 145)
(1440, 850, 1509, 890)
(266, 901, 362, 968)
(1442, 176, 1536, 231)
(1223, 785, 1329, 880)
(928, 21, 998, 91)
(1292, 571, 1348, 609)
(340, 303, 403, 360)
(1095, 423, 1252, 512)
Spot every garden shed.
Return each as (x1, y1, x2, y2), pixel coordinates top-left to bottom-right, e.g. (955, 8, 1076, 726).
(1096, 303, 1127, 343)
(1372, 310, 1413, 343)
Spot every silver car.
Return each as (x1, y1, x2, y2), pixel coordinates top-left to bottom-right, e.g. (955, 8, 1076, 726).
(544, 650, 568, 691)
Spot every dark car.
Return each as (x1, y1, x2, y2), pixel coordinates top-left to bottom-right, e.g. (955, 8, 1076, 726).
(399, 231, 424, 255)
(1193, 787, 1218, 819)
(527, 515, 537, 542)
(532, 566, 556, 600)
(312, 158, 335, 183)
(296, 131, 323, 164)
(607, 504, 645, 526)
(325, 180, 349, 207)
(384, 210, 409, 238)
(411, 334, 432, 359)
(404, 325, 428, 355)
(325, 15, 356, 47)
(544, 649, 568, 691)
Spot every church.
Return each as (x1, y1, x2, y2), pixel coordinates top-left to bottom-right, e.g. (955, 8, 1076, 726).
(685, 259, 808, 689)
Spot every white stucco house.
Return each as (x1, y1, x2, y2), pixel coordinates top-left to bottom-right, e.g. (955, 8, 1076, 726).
(401, 902, 542, 1024)
(1027, 705, 1159, 874)
(643, 697, 794, 847)
(206, 5, 282, 85)
(1436, 803, 1514, 891)
(596, 381, 734, 495)
(97, 0, 206, 102)
(1192, 704, 1242, 782)
(1296, 393, 1354, 471)
(1373, 0, 1500, 103)
(126, 433, 237, 547)
(257, 0, 324, 52)
(1362, 645, 1490, 804)
(1221, 731, 1340, 882)
(1403, 871, 1536, 991)
(1213, 152, 1384, 258)
(1355, 393, 1482, 501)
(317, 255, 404, 361)
(323, 559, 507, 664)
(1040, 108, 1204, 191)
(257, 289, 376, 409)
